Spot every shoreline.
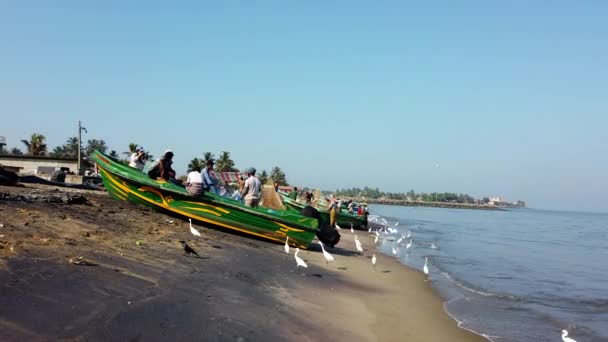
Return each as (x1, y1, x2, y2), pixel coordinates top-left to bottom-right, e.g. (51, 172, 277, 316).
(0, 184, 485, 341)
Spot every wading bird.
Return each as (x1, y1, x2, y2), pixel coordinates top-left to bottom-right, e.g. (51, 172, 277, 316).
(179, 240, 199, 257)
(372, 254, 377, 270)
(350, 223, 354, 233)
(354, 235, 363, 253)
(406, 239, 413, 249)
(561, 330, 577, 342)
(406, 231, 411, 238)
(397, 234, 405, 244)
(294, 248, 308, 268)
(335, 224, 342, 230)
(318, 241, 335, 265)
(189, 219, 201, 237)
(392, 247, 397, 255)
(374, 231, 379, 244)
(423, 257, 429, 278)
(284, 236, 290, 254)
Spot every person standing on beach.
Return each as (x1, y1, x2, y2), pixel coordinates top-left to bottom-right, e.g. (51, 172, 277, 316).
(328, 197, 338, 227)
(241, 167, 262, 208)
(305, 191, 314, 204)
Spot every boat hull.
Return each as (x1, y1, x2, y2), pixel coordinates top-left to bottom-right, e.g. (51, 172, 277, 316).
(92, 152, 319, 249)
(280, 194, 367, 230)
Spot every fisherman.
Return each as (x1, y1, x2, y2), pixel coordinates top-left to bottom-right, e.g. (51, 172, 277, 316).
(129, 146, 147, 171)
(148, 150, 176, 182)
(328, 197, 338, 227)
(185, 165, 204, 197)
(202, 159, 219, 194)
(241, 167, 262, 208)
(305, 191, 314, 204)
(289, 186, 299, 200)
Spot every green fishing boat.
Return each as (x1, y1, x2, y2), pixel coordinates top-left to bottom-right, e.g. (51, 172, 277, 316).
(279, 193, 367, 230)
(91, 151, 321, 249)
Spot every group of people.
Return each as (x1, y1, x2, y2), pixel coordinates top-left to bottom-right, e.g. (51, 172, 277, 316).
(128, 148, 263, 208)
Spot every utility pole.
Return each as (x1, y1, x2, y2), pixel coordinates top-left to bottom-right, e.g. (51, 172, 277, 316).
(77, 121, 87, 175)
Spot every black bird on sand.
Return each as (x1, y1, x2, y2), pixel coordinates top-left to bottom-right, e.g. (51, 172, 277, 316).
(179, 240, 199, 257)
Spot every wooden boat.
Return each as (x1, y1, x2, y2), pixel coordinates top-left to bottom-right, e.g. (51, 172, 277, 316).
(91, 151, 320, 249)
(279, 193, 367, 230)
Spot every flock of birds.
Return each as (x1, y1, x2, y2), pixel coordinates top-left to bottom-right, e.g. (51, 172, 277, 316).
(181, 216, 578, 342)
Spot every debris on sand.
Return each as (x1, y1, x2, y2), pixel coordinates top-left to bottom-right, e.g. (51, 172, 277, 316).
(68, 256, 98, 266)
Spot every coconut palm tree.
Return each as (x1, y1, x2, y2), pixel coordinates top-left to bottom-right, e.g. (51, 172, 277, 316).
(202, 152, 215, 166)
(10, 147, 23, 156)
(187, 158, 205, 172)
(269, 166, 288, 186)
(216, 151, 237, 172)
(258, 170, 269, 185)
(21, 133, 48, 156)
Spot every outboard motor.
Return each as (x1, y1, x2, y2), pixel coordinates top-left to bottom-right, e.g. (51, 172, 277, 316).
(301, 205, 341, 247)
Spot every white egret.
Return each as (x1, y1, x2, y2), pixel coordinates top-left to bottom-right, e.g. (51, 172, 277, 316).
(392, 247, 397, 255)
(406, 231, 411, 238)
(372, 254, 377, 270)
(561, 330, 577, 342)
(423, 257, 429, 278)
(394, 221, 399, 227)
(335, 224, 342, 230)
(350, 223, 354, 233)
(368, 226, 372, 233)
(189, 218, 201, 237)
(354, 235, 363, 253)
(374, 231, 379, 244)
(318, 241, 335, 265)
(430, 243, 437, 249)
(284, 236, 290, 254)
(397, 234, 405, 244)
(294, 248, 308, 268)
(406, 239, 413, 249)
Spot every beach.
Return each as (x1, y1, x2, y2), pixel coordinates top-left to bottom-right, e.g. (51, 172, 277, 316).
(0, 184, 484, 342)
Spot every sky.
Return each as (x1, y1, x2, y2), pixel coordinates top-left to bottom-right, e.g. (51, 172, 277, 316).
(1, 1, 607, 212)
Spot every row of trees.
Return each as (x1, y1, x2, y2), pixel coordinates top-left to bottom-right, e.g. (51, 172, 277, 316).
(2, 133, 291, 185)
(187, 151, 289, 185)
(0, 134, 108, 159)
(335, 187, 479, 204)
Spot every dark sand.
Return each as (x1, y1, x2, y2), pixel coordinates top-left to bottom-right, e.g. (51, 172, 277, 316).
(0, 184, 485, 342)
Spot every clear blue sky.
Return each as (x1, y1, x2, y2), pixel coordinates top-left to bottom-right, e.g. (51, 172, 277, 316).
(1, 1, 607, 212)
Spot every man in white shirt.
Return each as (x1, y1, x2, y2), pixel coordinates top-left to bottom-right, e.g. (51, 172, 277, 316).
(129, 146, 146, 171)
(185, 166, 203, 197)
(241, 167, 262, 208)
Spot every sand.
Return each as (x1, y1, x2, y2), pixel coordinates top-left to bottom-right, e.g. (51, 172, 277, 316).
(0, 184, 485, 341)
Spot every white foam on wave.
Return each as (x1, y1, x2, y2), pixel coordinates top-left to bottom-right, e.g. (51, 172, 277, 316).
(441, 272, 520, 301)
(443, 297, 500, 342)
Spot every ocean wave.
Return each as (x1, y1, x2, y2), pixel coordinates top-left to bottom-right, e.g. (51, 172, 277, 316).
(441, 272, 522, 301)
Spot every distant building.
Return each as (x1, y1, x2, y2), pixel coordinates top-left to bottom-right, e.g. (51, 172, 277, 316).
(0, 155, 78, 175)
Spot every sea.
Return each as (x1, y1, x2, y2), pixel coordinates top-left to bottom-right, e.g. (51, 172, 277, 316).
(368, 205, 608, 342)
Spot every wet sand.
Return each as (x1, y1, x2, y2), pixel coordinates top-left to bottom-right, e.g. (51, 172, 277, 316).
(0, 184, 485, 341)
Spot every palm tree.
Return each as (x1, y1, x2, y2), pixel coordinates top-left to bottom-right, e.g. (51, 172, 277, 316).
(21, 133, 48, 156)
(10, 147, 23, 156)
(85, 139, 108, 156)
(269, 166, 288, 186)
(50, 137, 79, 158)
(123, 143, 138, 157)
(216, 151, 237, 172)
(258, 170, 269, 185)
(187, 158, 205, 172)
(202, 152, 215, 166)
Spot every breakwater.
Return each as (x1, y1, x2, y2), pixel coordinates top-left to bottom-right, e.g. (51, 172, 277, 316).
(364, 199, 506, 211)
